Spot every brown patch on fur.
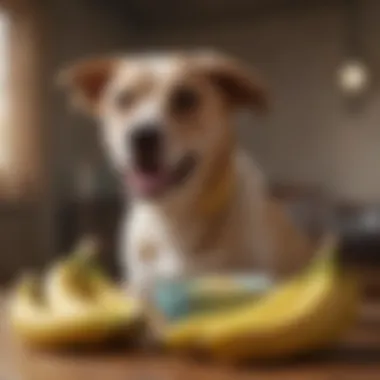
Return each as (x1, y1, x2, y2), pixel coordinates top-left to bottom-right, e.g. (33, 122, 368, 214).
(194, 53, 269, 112)
(194, 138, 235, 253)
(58, 57, 117, 114)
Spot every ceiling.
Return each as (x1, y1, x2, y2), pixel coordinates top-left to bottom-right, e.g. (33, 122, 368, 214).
(91, 0, 348, 32)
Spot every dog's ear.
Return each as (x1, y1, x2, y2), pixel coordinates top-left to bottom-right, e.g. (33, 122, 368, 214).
(57, 58, 117, 114)
(195, 52, 268, 112)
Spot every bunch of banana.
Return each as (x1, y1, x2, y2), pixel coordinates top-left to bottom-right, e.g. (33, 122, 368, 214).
(163, 236, 361, 362)
(8, 238, 144, 349)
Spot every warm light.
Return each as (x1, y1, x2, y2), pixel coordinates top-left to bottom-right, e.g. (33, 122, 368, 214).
(337, 60, 370, 95)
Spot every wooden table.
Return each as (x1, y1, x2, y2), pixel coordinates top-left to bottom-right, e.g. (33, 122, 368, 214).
(2, 302, 380, 380)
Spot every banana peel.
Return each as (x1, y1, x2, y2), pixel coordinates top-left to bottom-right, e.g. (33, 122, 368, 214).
(162, 236, 361, 362)
(9, 238, 145, 349)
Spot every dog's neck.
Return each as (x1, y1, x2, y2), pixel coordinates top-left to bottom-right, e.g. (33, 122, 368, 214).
(165, 138, 236, 229)
(195, 143, 235, 221)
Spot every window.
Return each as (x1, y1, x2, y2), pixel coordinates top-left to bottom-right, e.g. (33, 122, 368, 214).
(0, 10, 11, 175)
(0, 2, 44, 199)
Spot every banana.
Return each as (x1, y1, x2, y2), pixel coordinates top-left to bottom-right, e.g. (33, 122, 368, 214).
(9, 238, 143, 348)
(163, 237, 360, 362)
(9, 275, 138, 347)
(162, 312, 216, 351)
(162, 275, 303, 352)
(44, 237, 100, 314)
(202, 238, 360, 362)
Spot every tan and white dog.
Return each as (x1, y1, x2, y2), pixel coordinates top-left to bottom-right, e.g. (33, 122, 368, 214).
(60, 51, 312, 298)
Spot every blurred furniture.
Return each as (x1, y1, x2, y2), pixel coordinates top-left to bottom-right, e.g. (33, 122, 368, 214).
(270, 182, 329, 241)
(336, 202, 380, 266)
(0, 200, 50, 284)
(336, 202, 380, 298)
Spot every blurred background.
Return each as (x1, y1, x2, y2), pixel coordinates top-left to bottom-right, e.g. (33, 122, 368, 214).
(0, 0, 380, 296)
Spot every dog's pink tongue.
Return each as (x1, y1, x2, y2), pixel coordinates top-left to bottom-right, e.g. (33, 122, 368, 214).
(129, 171, 168, 196)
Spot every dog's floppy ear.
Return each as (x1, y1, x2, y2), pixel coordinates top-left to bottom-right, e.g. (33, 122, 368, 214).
(195, 52, 268, 112)
(57, 57, 117, 114)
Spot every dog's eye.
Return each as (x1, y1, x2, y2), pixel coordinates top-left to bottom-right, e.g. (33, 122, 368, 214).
(115, 90, 135, 110)
(171, 86, 199, 114)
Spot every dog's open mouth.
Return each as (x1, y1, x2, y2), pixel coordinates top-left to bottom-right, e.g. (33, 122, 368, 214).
(127, 154, 197, 198)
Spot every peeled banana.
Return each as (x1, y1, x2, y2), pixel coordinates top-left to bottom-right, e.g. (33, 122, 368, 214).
(163, 237, 360, 362)
(9, 238, 143, 348)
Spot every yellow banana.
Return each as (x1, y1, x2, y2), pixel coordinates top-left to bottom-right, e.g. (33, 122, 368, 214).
(44, 237, 99, 314)
(163, 237, 360, 362)
(9, 275, 139, 347)
(162, 312, 215, 351)
(162, 267, 303, 351)
(9, 238, 143, 348)
(202, 240, 360, 362)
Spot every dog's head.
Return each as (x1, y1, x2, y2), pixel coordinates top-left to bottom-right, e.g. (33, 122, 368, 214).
(59, 51, 267, 200)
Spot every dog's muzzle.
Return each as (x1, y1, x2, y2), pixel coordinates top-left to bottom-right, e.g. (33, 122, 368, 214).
(125, 124, 198, 198)
(126, 151, 197, 199)
(131, 127, 162, 174)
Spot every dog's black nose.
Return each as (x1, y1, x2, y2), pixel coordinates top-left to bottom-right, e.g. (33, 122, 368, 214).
(130, 126, 162, 173)
(132, 127, 161, 151)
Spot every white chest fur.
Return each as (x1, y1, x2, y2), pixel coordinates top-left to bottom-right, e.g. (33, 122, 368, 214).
(120, 203, 186, 297)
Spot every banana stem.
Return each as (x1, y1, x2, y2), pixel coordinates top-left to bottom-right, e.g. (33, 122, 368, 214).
(71, 236, 99, 267)
(310, 233, 358, 277)
(305, 233, 340, 275)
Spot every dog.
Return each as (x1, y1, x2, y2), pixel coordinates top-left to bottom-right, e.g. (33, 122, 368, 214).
(59, 51, 312, 299)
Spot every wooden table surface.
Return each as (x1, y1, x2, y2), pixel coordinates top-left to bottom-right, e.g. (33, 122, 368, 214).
(2, 301, 380, 380)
